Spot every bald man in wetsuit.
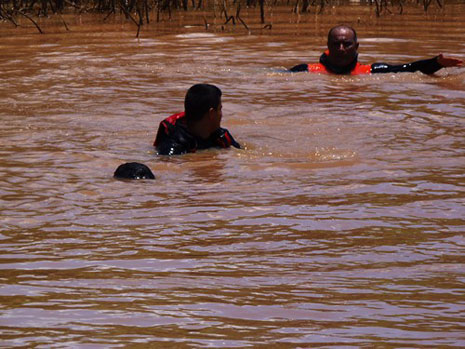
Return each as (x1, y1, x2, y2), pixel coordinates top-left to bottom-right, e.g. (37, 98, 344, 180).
(290, 25, 463, 75)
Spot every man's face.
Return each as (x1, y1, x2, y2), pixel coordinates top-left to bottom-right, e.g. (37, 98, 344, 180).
(327, 27, 359, 67)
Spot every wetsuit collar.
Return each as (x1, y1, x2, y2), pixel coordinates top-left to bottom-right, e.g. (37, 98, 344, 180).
(320, 50, 358, 75)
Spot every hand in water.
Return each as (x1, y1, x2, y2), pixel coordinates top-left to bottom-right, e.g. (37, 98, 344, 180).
(437, 54, 463, 68)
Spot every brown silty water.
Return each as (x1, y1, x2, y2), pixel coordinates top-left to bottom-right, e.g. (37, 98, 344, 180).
(1, 3, 465, 347)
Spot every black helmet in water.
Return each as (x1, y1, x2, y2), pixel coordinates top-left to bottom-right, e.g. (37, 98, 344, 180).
(114, 162, 155, 180)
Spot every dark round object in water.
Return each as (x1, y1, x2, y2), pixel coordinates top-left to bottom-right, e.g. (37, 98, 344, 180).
(114, 162, 155, 180)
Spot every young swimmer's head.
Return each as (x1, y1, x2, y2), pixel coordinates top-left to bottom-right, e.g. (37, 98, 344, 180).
(184, 84, 222, 122)
(184, 84, 223, 139)
(114, 162, 155, 180)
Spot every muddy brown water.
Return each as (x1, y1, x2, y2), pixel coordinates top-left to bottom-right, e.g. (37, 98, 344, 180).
(1, 4, 465, 347)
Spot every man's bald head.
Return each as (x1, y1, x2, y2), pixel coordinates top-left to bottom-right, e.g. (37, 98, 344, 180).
(328, 25, 357, 44)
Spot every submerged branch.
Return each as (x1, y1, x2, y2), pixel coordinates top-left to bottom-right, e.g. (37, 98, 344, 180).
(17, 10, 43, 33)
(259, 0, 264, 23)
(59, 14, 70, 30)
(237, 14, 250, 33)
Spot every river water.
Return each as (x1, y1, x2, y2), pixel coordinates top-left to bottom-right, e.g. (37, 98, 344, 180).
(1, 4, 465, 347)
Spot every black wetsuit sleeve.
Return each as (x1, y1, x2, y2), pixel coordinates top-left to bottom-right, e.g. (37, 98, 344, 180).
(156, 135, 188, 155)
(222, 129, 241, 149)
(209, 128, 241, 149)
(371, 56, 442, 74)
(289, 64, 309, 72)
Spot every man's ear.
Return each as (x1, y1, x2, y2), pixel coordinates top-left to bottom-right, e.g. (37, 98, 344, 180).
(355, 42, 359, 50)
(208, 107, 216, 120)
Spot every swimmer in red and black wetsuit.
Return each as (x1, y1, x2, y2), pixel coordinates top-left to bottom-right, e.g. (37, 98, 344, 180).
(290, 25, 463, 75)
(154, 84, 240, 156)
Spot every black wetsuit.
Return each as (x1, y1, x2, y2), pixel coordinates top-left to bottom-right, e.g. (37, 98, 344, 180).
(154, 112, 240, 156)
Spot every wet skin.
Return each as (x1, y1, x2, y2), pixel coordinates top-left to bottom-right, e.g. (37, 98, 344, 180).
(327, 27, 359, 68)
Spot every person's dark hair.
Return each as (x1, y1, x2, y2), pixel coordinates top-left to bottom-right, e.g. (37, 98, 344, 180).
(184, 84, 222, 122)
(327, 25, 357, 43)
(114, 162, 155, 180)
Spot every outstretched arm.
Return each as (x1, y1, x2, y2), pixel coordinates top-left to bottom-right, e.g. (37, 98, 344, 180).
(436, 54, 463, 68)
(372, 54, 462, 75)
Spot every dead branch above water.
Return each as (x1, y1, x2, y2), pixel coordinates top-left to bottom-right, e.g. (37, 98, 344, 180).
(0, 0, 450, 36)
(17, 10, 44, 33)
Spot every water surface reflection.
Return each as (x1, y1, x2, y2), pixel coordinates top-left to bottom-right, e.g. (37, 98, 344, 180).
(1, 5, 465, 347)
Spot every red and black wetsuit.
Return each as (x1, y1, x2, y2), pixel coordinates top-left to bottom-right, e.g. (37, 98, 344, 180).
(154, 112, 240, 156)
(290, 50, 443, 75)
